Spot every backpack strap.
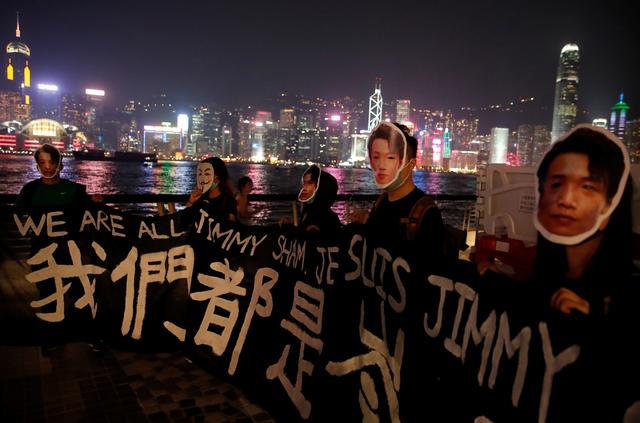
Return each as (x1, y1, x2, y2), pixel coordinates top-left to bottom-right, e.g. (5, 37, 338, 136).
(401, 196, 436, 241)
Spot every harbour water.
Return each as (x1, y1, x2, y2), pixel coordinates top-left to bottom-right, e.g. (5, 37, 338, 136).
(0, 154, 477, 225)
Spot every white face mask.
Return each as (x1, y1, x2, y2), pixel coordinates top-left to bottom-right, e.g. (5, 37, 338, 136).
(35, 146, 62, 179)
(368, 123, 412, 191)
(196, 163, 215, 192)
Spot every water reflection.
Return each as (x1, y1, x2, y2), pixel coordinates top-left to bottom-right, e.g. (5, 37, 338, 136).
(1, 155, 476, 196)
(1, 154, 476, 224)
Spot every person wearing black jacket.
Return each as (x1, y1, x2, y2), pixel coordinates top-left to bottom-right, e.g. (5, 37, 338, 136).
(531, 125, 638, 421)
(297, 164, 341, 232)
(186, 156, 237, 222)
(365, 122, 448, 272)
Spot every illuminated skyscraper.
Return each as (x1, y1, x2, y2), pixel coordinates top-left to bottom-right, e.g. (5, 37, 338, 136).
(531, 125, 551, 166)
(516, 124, 534, 166)
(0, 90, 29, 122)
(221, 125, 233, 157)
(279, 108, 295, 128)
(515, 124, 550, 166)
(251, 111, 274, 161)
(33, 83, 61, 120)
(2, 13, 31, 121)
(551, 44, 580, 142)
(489, 127, 509, 164)
(61, 94, 88, 129)
(350, 133, 367, 163)
(395, 99, 410, 124)
(368, 78, 383, 131)
(190, 106, 208, 155)
(85, 89, 106, 147)
(625, 119, 640, 163)
(609, 93, 630, 141)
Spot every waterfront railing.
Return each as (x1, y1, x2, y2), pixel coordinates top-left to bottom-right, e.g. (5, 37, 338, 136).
(0, 192, 476, 223)
(0, 193, 476, 204)
(1, 193, 478, 260)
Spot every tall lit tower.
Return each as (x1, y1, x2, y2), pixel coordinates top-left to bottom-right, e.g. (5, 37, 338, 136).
(489, 127, 509, 164)
(3, 13, 31, 98)
(395, 99, 410, 124)
(551, 43, 580, 142)
(368, 78, 383, 131)
(2, 12, 31, 122)
(609, 93, 630, 141)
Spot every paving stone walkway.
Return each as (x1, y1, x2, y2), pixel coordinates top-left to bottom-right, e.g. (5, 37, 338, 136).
(0, 343, 275, 422)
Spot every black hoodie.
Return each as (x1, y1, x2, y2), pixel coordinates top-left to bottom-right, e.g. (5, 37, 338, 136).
(300, 170, 341, 232)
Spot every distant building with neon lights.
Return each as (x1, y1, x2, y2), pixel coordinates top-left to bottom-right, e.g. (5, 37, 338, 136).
(609, 93, 630, 141)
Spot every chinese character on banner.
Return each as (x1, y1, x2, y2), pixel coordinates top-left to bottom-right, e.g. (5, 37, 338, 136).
(325, 301, 404, 423)
(191, 258, 246, 355)
(26, 240, 107, 322)
(112, 245, 194, 340)
(228, 266, 279, 375)
(266, 281, 324, 419)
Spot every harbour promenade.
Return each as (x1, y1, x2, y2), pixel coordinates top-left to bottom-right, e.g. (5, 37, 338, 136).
(0, 343, 276, 422)
(0, 252, 275, 423)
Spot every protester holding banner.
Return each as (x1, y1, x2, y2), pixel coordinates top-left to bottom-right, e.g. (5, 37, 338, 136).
(295, 164, 341, 232)
(15, 143, 106, 353)
(186, 156, 237, 221)
(364, 122, 448, 269)
(532, 125, 639, 421)
(16, 144, 95, 208)
(534, 125, 633, 317)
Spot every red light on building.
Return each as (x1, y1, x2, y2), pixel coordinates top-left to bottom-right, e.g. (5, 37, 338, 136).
(23, 139, 40, 150)
(0, 134, 17, 147)
(506, 152, 519, 166)
(51, 140, 65, 151)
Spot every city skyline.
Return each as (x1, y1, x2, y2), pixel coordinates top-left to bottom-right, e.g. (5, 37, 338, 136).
(1, 0, 638, 118)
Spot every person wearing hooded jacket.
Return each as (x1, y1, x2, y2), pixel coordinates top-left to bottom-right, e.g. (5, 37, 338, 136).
(185, 156, 237, 222)
(297, 164, 341, 232)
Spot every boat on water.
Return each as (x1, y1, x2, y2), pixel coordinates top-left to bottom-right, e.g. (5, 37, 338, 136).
(73, 150, 157, 163)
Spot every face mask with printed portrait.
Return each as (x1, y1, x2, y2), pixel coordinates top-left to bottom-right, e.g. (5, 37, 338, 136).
(534, 124, 630, 246)
(367, 122, 415, 192)
(196, 162, 215, 192)
(35, 145, 62, 179)
(298, 164, 320, 204)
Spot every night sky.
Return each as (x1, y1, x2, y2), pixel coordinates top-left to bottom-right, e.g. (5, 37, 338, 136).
(1, 0, 638, 118)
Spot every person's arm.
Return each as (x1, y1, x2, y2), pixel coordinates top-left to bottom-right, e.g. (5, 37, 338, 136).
(185, 187, 204, 207)
(237, 195, 251, 218)
(227, 196, 238, 222)
(550, 287, 590, 315)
